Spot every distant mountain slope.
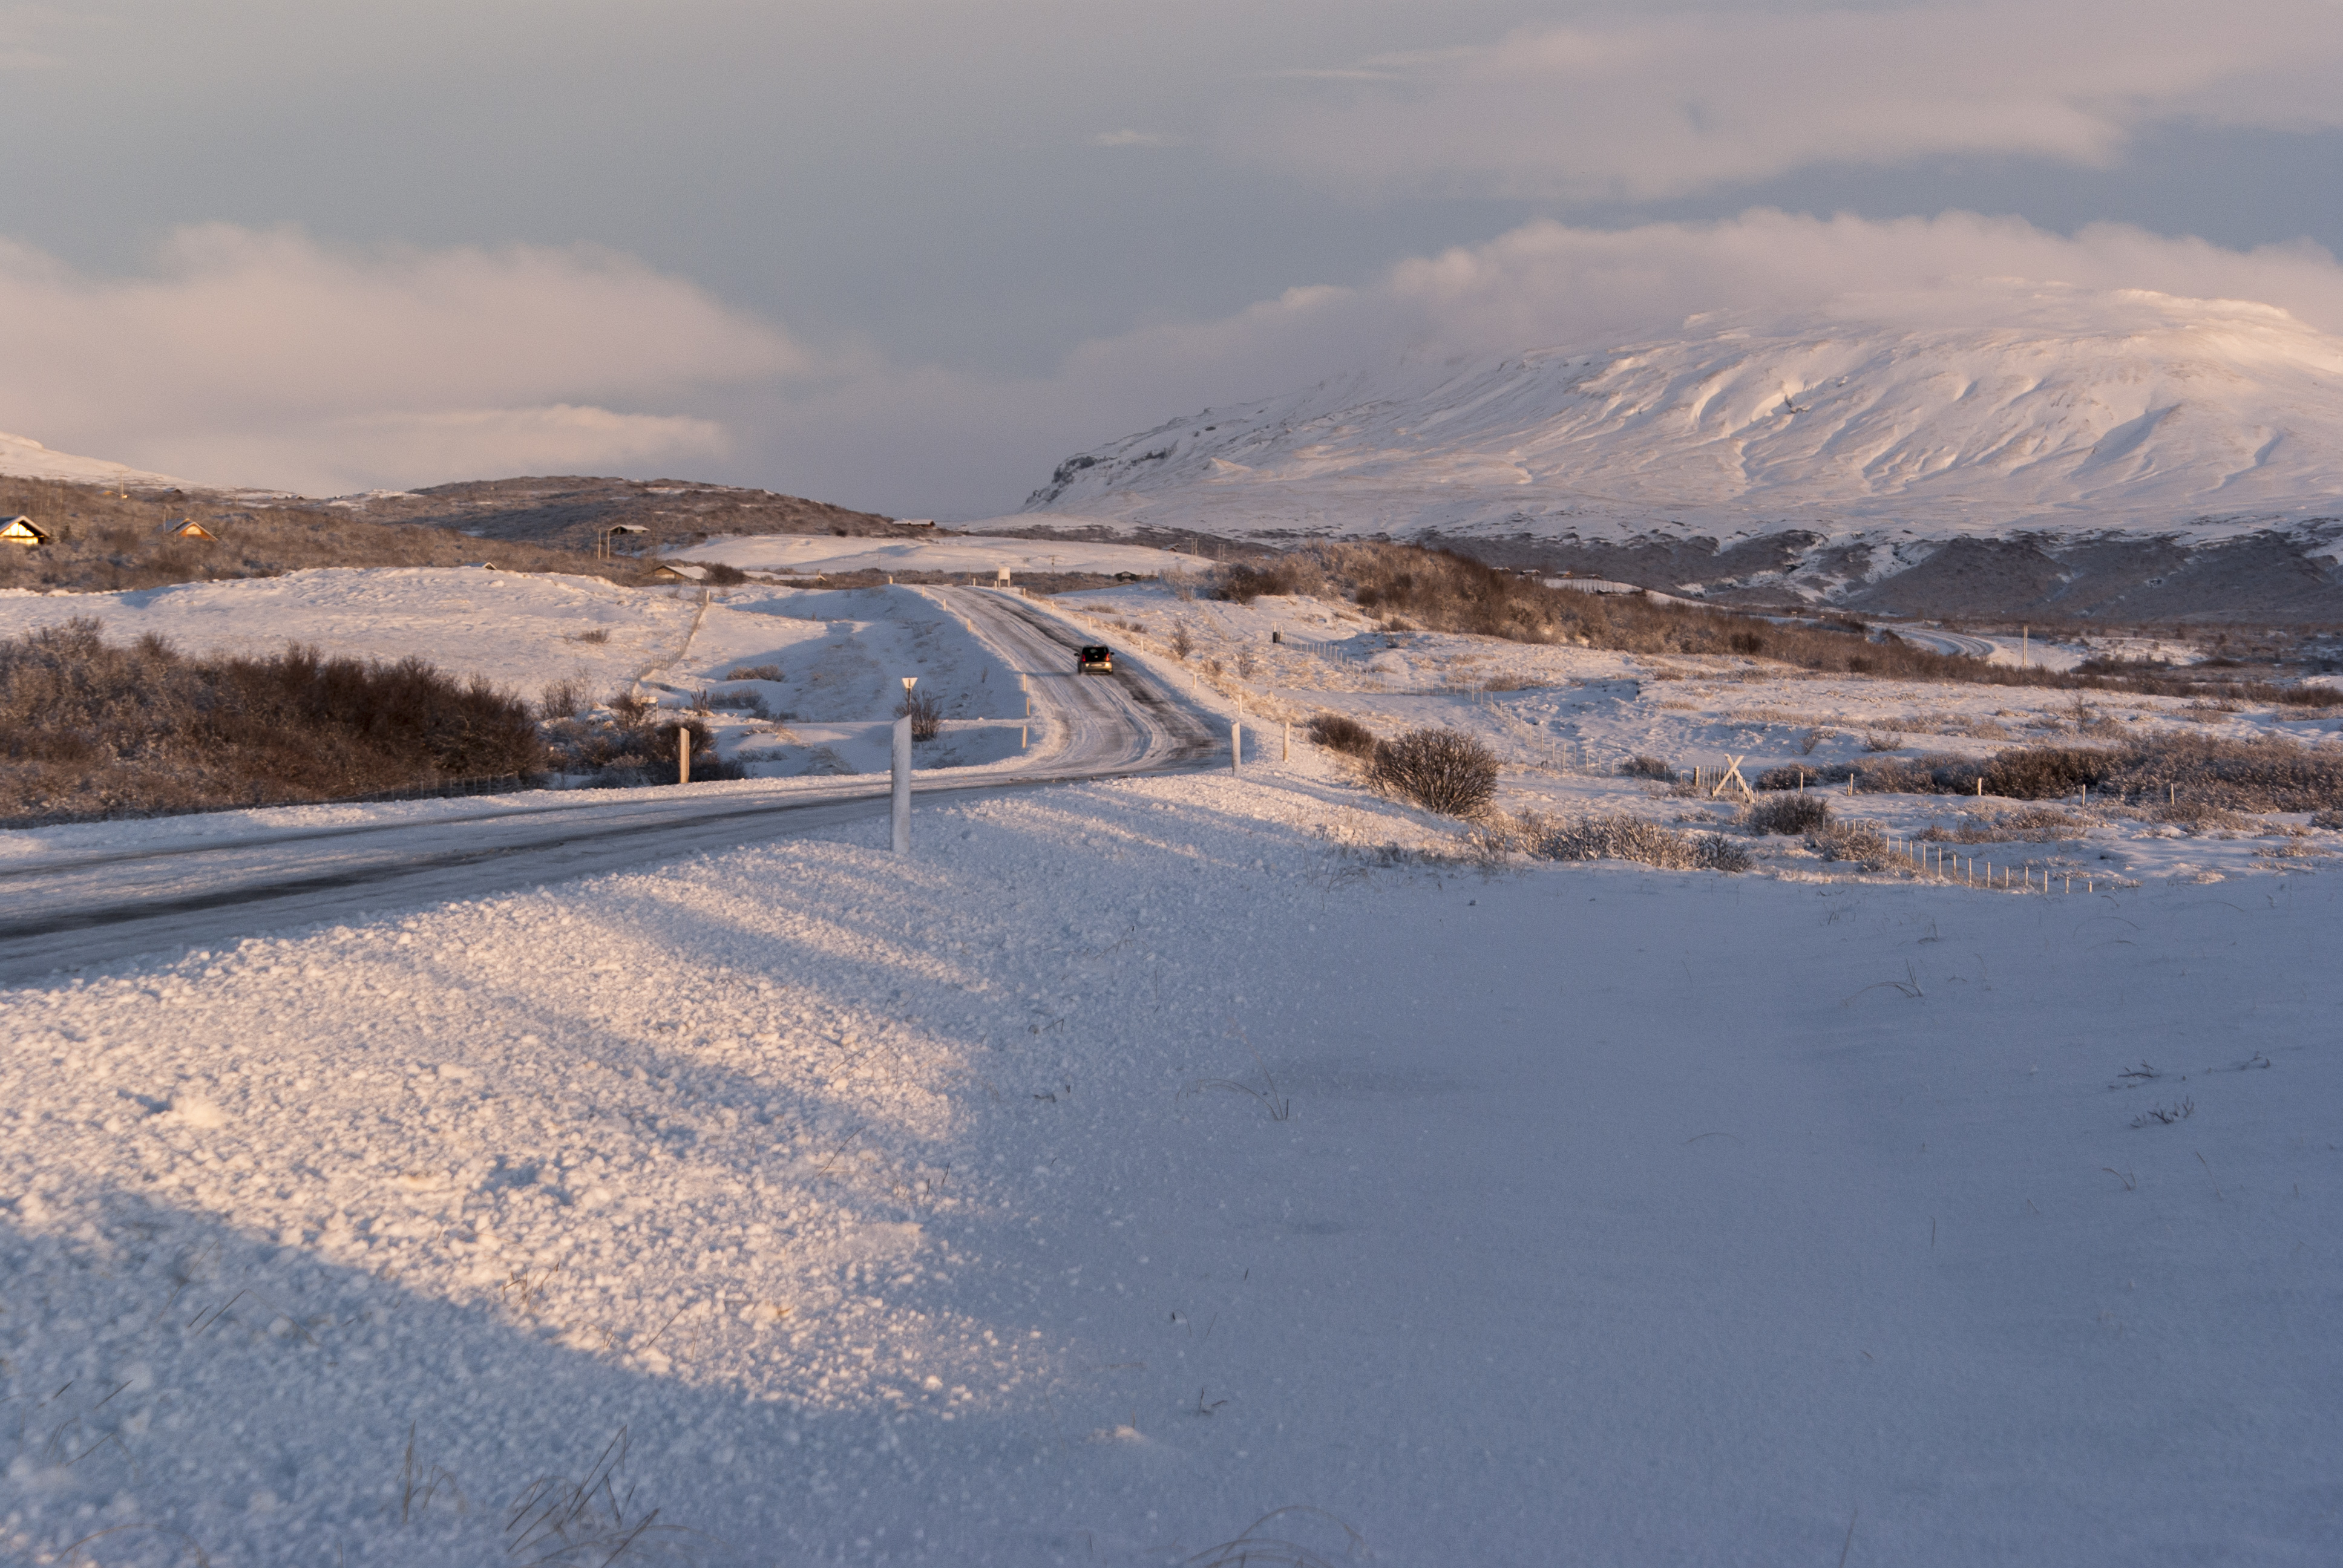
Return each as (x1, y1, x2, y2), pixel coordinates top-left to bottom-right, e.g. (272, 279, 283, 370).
(0, 430, 191, 491)
(329, 475, 908, 552)
(1018, 286, 2343, 619)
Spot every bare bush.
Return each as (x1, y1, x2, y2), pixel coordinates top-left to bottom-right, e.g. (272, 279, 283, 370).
(1748, 793, 1831, 835)
(1619, 754, 1673, 780)
(1757, 734, 2343, 812)
(1212, 560, 1303, 604)
(569, 628, 612, 644)
(706, 687, 774, 719)
(1799, 727, 1831, 755)
(0, 618, 545, 823)
(1811, 819, 1893, 869)
(1170, 624, 1195, 659)
(1917, 806, 2084, 842)
(542, 708, 739, 785)
(896, 685, 944, 741)
(702, 561, 748, 585)
(1504, 810, 1751, 872)
(539, 678, 587, 719)
(725, 663, 782, 681)
(1306, 713, 1376, 757)
(1371, 727, 1499, 816)
(1861, 731, 1905, 752)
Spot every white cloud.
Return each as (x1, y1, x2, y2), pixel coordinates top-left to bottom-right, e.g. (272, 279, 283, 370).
(12, 211, 2343, 518)
(747, 210, 2343, 517)
(0, 224, 827, 493)
(1232, 1, 2343, 200)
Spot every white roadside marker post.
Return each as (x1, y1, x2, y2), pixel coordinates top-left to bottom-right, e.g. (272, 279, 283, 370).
(678, 724, 691, 786)
(893, 677, 915, 855)
(1232, 721, 1243, 774)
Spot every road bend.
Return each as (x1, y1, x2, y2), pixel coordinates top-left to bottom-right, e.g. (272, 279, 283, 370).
(0, 589, 1219, 981)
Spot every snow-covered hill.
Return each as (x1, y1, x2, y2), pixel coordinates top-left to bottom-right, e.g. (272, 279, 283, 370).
(1018, 286, 2343, 617)
(0, 428, 189, 489)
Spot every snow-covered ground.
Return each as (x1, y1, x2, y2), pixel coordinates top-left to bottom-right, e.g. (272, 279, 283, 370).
(0, 569, 691, 703)
(7, 572, 2343, 1564)
(672, 535, 1199, 581)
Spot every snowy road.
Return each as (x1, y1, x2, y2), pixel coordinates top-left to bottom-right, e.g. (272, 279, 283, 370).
(1890, 625, 1998, 659)
(0, 589, 1217, 981)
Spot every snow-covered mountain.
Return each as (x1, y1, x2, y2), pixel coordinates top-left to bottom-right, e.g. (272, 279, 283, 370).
(1019, 286, 2343, 617)
(0, 429, 189, 490)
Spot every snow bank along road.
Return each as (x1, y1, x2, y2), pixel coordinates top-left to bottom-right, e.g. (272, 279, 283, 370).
(0, 589, 1217, 982)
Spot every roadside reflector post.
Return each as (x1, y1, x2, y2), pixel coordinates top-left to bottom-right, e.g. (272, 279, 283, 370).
(678, 724, 692, 786)
(1231, 721, 1243, 774)
(1283, 721, 1291, 762)
(893, 678, 916, 855)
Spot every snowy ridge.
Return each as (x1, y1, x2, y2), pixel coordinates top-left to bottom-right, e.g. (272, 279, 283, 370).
(1023, 286, 2343, 546)
(0, 428, 191, 489)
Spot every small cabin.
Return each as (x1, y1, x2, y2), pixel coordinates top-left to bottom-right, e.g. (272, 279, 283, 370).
(649, 561, 709, 583)
(1, 515, 49, 547)
(162, 518, 218, 541)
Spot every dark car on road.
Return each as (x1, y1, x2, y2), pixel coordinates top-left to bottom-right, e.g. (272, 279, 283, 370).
(1076, 645, 1113, 675)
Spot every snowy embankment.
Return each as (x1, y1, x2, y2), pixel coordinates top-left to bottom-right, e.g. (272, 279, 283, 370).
(4, 754, 2340, 1565)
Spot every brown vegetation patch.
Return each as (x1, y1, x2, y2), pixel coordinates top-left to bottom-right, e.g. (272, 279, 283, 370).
(1761, 734, 2343, 813)
(0, 477, 647, 594)
(0, 618, 544, 825)
(1208, 543, 2343, 708)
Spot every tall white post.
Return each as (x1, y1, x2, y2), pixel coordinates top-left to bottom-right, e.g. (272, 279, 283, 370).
(891, 716, 911, 854)
(1232, 721, 1243, 774)
(678, 725, 691, 786)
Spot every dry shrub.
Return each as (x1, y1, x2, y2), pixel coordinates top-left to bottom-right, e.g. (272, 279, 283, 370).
(1757, 734, 2343, 812)
(1306, 713, 1376, 757)
(707, 687, 775, 719)
(542, 707, 738, 785)
(895, 685, 944, 741)
(1231, 540, 2343, 708)
(2309, 808, 2343, 829)
(1748, 793, 1831, 835)
(1811, 819, 1893, 869)
(0, 618, 545, 824)
(1861, 731, 1905, 752)
(725, 663, 782, 681)
(1501, 810, 1751, 872)
(1619, 754, 1673, 780)
(1371, 726, 1499, 816)
(1917, 805, 2085, 843)
(539, 678, 588, 719)
(703, 561, 749, 585)
(1212, 560, 1306, 604)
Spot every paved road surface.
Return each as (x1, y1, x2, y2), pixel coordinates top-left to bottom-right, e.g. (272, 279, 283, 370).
(0, 589, 1217, 982)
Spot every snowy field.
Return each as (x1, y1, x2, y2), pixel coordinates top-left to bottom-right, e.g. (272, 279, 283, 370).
(671, 535, 1199, 582)
(4, 764, 2339, 1566)
(5, 572, 2342, 1564)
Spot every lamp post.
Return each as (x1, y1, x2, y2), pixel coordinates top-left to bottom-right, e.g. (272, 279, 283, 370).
(892, 678, 915, 854)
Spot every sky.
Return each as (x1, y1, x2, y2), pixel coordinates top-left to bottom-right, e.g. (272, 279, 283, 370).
(5, 0, 2343, 517)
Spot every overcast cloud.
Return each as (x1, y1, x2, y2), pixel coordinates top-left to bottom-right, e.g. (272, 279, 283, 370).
(3, 1, 2342, 514)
